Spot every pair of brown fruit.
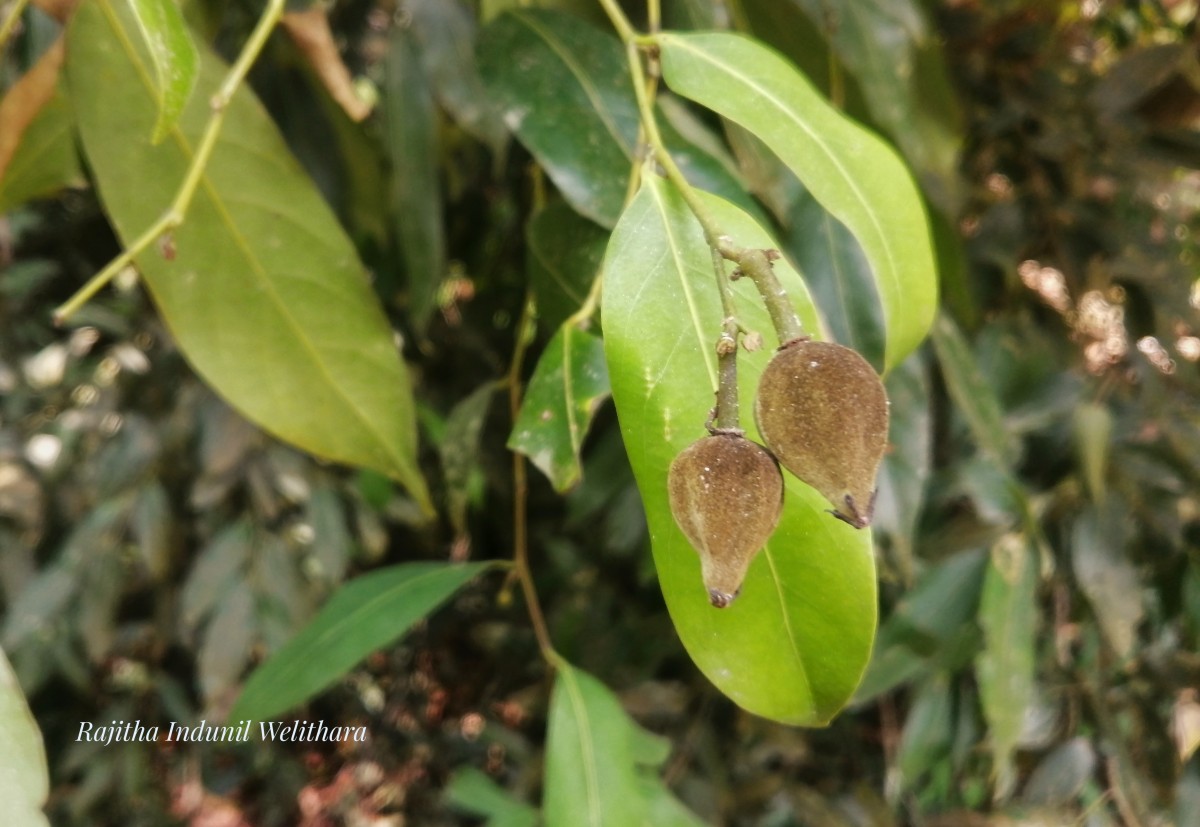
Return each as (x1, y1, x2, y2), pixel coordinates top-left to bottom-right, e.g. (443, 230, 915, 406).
(667, 339, 889, 608)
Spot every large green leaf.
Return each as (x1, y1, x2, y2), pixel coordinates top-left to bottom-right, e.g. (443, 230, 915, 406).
(445, 768, 538, 827)
(657, 31, 937, 372)
(228, 561, 494, 721)
(127, 0, 199, 142)
(477, 9, 761, 228)
(508, 324, 610, 492)
(544, 661, 645, 826)
(603, 175, 876, 725)
(0, 647, 49, 827)
(67, 0, 431, 513)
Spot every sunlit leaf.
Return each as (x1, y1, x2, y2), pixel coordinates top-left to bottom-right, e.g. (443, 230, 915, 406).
(127, 0, 199, 142)
(229, 562, 494, 721)
(67, 0, 432, 513)
(0, 647, 49, 827)
(657, 31, 937, 372)
(508, 324, 609, 492)
(604, 175, 875, 725)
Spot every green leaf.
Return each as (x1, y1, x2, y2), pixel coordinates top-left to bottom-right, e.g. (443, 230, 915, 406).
(229, 562, 493, 721)
(445, 768, 538, 827)
(528, 202, 608, 333)
(508, 324, 610, 493)
(787, 0, 963, 211)
(896, 676, 954, 792)
(975, 534, 1037, 801)
(657, 31, 938, 373)
(603, 175, 875, 725)
(544, 661, 645, 826)
(0, 648, 49, 827)
(441, 383, 497, 541)
(783, 188, 885, 369)
(408, 0, 508, 156)
(477, 10, 762, 228)
(1071, 508, 1143, 661)
(0, 84, 83, 213)
(386, 25, 446, 331)
(67, 0, 432, 514)
(930, 313, 1018, 468)
(127, 0, 199, 143)
(1073, 402, 1113, 504)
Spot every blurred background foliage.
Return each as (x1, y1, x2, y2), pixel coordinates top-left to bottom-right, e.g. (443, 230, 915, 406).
(2, 0, 1200, 825)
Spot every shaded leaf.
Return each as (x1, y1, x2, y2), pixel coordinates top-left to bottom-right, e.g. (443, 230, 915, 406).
(1022, 737, 1096, 807)
(544, 661, 645, 826)
(508, 324, 609, 492)
(976, 534, 1037, 801)
(657, 31, 938, 372)
(445, 768, 538, 827)
(930, 313, 1018, 468)
(128, 0, 199, 142)
(131, 480, 172, 582)
(441, 383, 497, 543)
(527, 202, 608, 332)
(197, 580, 256, 710)
(408, 0, 508, 155)
(67, 0, 431, 513)
(0, 39, 82, 212)
(1073, 402, 1113, 504)
(181, 521, 251, 634)
(896, 677, 954, 792)
(0, 647, 49, 827)
(229, 562, 494, 721)
(307, 485, 352, 583)
(1071, 508, 1143, 660)
(386, 25, 446, 331)
(603, 175, 875, 725)
(477, 10, 761, 228)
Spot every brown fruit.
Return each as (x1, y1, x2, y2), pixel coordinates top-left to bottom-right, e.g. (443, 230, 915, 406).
(667, 433, 784, 607)
(754, 339, 888, 528)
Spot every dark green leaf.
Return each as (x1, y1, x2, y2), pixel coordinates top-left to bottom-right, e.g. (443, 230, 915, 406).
(408, 0, 508, 156)
(441, 383, 497, 540)
(0, 648, 49, 827)
(604, 175, 875, 725)
(896, 677, 954, 792)
(508, 324, 609, 492)
(872, 355, 931, 579)
(386, 25, 446, 331)
(1071, 508, 1143, 661)
(445, 768, 537, 827)
(181, 521, 251, 635)
(544, 661, 645, 826)
(1022, 737, 1096, 808)
(128, 0, 199, 142)
(229, 562, 493, 721)
(1073, 402, 1113, 504)
(67, 0, 432, 513)
(657, 31, 938, 372)
(528, 203, 608, 332)
(197, 580, 256, 709)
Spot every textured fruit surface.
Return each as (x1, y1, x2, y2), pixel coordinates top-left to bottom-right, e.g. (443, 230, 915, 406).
(754, 340, 889, 528)
(667, 433, 784, 607)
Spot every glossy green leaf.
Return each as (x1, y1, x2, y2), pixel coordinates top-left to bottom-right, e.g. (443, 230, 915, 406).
(528, 203, 608, 332)
(976, 534, 1037, 801)
(604, 175, 875, 725)
(657, 31, 937, 372)
(67, 0, 432, 513)
(477, 10, 760, 228)
(445, 768, 538, 827)
(386, 25, 446, 331)
(508, 324, 609, 493)
(128, 0, 199, 143)
(544, 661, 645, 826)
(0, 647, 49, 827)
(229, 562, 493, 721)
(0, 83, 83, 213)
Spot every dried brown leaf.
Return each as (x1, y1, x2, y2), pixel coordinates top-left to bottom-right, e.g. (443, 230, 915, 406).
(0, 38, 65, 185)
(280, 8, 372, 122)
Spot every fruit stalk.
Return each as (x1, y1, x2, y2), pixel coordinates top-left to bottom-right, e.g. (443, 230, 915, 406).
(718, 238, 804, 345)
